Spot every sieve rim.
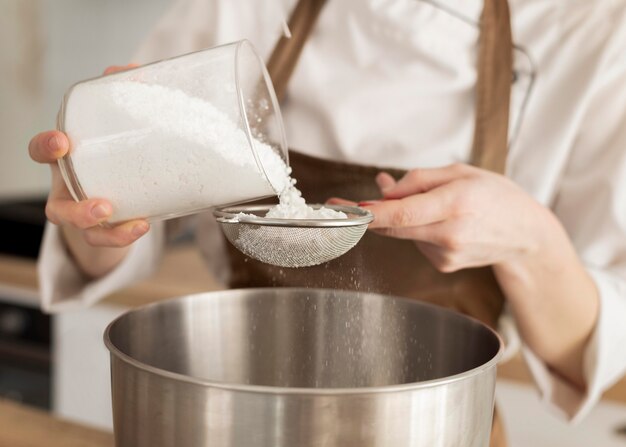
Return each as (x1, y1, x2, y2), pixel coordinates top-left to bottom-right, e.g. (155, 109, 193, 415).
(213, 204, 373, 228)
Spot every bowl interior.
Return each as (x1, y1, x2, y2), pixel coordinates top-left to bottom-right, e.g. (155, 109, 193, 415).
(106, 288, 501, 389)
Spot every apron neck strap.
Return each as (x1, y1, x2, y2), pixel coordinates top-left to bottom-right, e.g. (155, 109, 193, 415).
(266, 0, 513, 175)
(267, 0, 327, 103)
(470, 0, 513, 174)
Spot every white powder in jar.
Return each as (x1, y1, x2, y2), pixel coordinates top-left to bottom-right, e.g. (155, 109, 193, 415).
(64, 80, 346, 223)
(65, 81, 288, 222)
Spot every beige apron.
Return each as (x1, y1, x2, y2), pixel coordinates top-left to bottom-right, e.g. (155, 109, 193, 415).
(225, 1, 513, 445)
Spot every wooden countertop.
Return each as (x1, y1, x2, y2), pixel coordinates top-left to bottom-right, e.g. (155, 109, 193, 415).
(103, 245, 224, 308)
(0, 399, 113, 447)
(0, 245, 224, 309)
(0, 250, 625, 404)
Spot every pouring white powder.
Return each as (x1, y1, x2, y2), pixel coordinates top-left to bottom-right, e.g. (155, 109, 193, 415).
(64, 80, 345, 222)
(266, 180, 346, 219)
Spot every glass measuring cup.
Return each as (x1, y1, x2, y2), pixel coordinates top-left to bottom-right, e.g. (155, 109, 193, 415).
(57, 40, 288, 224)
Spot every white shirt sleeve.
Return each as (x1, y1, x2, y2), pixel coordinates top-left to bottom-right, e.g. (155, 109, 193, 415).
(132, 0, 218, 64)
(38, 221, 165, 312)
(520, 37, 626, 421)
(522, 269, 626, 423)
(132, 0, 290, 65)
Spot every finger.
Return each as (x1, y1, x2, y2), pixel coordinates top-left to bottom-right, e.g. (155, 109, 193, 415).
(416, 240, 443, 260)
(326, 197, 358, 206)
(383, 164, 471, 199)
(370, 227, 420, 240)
(103, 63, 139, 75)
(46, 198, 113, 229)
(415, 241, 460, 273)
(364, 189, 452, 229)
(83, 220, 150, 247)
(370, 224, 443, 241)
(371, 221, 450, 244)
(49, 163, 73, 200)
(28, 131, 69, 163)
(375, 172, 396, 193)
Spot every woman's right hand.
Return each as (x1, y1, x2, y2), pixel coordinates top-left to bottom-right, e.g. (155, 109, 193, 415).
(28, 130, 150, 248)
(30, 65, 149, 278)
(29, 130, 150, 278)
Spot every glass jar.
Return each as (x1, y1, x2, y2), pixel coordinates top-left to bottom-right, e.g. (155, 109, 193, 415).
(57, 40, 288, 224)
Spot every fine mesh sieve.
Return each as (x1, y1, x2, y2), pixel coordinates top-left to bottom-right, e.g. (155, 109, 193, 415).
(213, 204, 373, 268)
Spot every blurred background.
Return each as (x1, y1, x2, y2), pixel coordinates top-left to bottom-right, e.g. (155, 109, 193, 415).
(0, 0, 170, 199)
(0, 0, 170, 430)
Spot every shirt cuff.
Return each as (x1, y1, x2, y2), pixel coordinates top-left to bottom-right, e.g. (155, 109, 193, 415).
(521, 266, 626, 422)
(37, 221, 165, 313)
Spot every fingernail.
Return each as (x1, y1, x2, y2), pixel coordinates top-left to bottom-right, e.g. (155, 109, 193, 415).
(359, 200, 381, 206)
(132, 222, 149, 237)
(91, 204, 111, 219)
(48, 135, 63, 152)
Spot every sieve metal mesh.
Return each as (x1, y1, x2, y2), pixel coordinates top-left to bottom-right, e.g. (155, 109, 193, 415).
(214, 205, 373, 268)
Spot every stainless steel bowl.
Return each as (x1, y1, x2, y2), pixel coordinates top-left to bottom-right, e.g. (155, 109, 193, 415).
(104, 288, 503, 447)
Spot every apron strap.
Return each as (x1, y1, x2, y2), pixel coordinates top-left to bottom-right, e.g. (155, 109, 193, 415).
(470, 0, 513, 174)
(266, 0, 513, 174)
(267, 0, 327, 103)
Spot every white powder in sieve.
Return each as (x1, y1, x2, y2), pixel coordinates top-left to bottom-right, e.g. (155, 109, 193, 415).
(65, 80, 345, 223)
(265, 179, 347, 219)
(229, 182, 347, 221)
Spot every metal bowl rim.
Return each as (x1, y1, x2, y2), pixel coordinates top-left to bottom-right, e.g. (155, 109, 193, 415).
(103, 287, 504, 396)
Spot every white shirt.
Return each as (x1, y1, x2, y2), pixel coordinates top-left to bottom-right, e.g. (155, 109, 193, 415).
(39, 0, 626, 423)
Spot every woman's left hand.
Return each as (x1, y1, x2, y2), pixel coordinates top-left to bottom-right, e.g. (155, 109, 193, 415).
(330, 162, 600, 389)
(331, 163, 555, 273)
